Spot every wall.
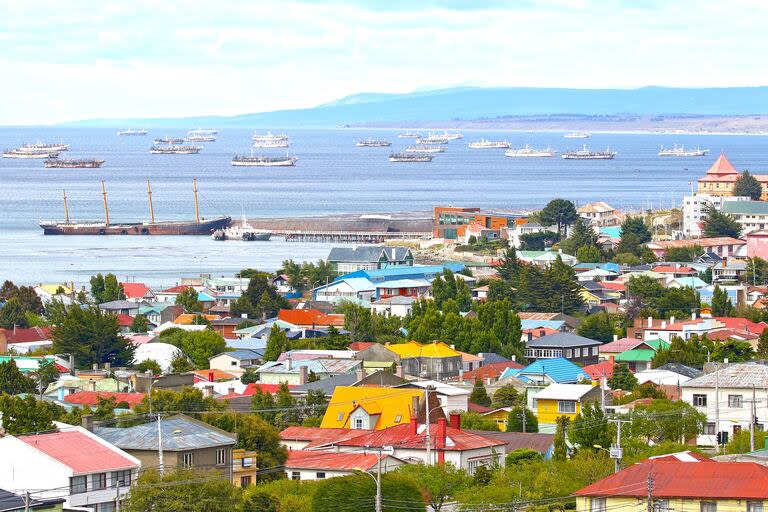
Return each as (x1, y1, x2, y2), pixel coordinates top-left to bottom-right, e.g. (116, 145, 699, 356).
(576, 496, 761, 512)
(536, 398, 581, 429)
(681, 385, 768, 445)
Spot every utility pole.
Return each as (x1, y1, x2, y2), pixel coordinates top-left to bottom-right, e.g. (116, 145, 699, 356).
(116, 484, 121, 512)
(24, 491, 30, 512)
(646, 472, 654, 512)
(376, 448, 382, 512)
(157, 413, 164, 475)
(715, 364, 721, 453)
(522, 406, 526, 433)
(746, 384, 762, 452)
(609, 418, 630, 473)
(424, 386, 433, 465)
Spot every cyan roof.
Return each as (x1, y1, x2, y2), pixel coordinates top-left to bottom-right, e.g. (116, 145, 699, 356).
(722, 201, 768, 215)
(527, 332, 601, 348)
(520, 320, 565, 330)
(216, 349, 264, 361)
(670, 277, 709, 288)
(340, 263, 464, 282)
(503, 357, 590, 384)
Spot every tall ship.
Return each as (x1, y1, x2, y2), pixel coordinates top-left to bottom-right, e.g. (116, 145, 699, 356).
(117, 129, 148, 136)
(561, 145, 616, 160)
(150, 145, 202, 154)
(253, 139, 290, 148)
(658, 144, 709, 157)
(564, 132, 590, 139)
(252, 132, 289, 142)
(154, 137, 185, 144)
(231, 154, 298, 167)
(212, 216, 271, 241)
(398, 130, 421, 138)
(468, 139, 510, 149)
(356, 138, 391, 147)
(389, 153, 432, 162)
(44, 158, 105, 168)
(405, 145, 447, 153)
(417, 133, 451, 144)
(39, 179, 230, 235)
(504, 144, 557, 157)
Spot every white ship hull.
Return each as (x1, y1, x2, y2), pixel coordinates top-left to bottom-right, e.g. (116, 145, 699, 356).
(406, 145, 446, 153)
(3, 151, 59, 159)
(505, 150, 555, 157)
(564, 133, 590, 139)
(253, 141, 290, 148)
(252, 132, 289, 142)
(232, 157, 297, 167)
(468, 140, 510, 149)
(562, 154, 615, 160)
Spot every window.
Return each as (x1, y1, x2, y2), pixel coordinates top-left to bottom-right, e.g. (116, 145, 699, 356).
(96, 503, 116, 512)
(291, 471, 301, 480)
(182, 452, 195, 467)
(112, 470, 131, 487)
(241, 476, 252, 487)
(394, 415, 402, 423)
(590, 497, 606, 512)
(656, 499, 670, 512)
(558, 401, 576, 414)
(701, 501, 717, 512)
(316, 472, 326, 479)
(354, 418, 364, 429)
(337, 412, 344, 421)
(705, 422, 716, 435)
(748, 501, 764, 512)
(231, 361, 238, 366)
(92, 473, 107, 491)
(565, 349, 572, 358)
(70, 475, 87, 494)
(728, 395, 743, 408)
(467, 458, 492, 475)
(693, 394, 708, 407)
(242, 457, 254, 467)
(216, 448, 227, 466)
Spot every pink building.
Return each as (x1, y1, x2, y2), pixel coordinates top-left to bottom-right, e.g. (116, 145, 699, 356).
(747, 230, 768, 259)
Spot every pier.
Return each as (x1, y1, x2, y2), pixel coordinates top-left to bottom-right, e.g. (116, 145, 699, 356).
(282, 230, 430, 243)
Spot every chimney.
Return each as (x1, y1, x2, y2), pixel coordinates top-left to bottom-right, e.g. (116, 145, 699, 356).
(285, 356, 292, 371)
(437, 417, 447, 465)
(527, 332, 533, 342)
(647, 316, 652, 327)
(228, 386, 235, 395)
(511, 355, 516, 362)
(449, 412, 461, 430)
(670, 316, 675, 325)
(692, 312, 697, 320)
(395, 365, 404, 378)
(356, 367, 365, 382)
(89, 380, 97, 392)
(299, 365, 308, 385)
(81, 415, 94, 432)
(69, 354, 75, 376)
(661, 321, 667, 329)
(104, 362, 111, 371)
(92, 363, 98, 371)
(458, 368, 464, 380)
(412, 396, 420, 420)
(208, 371, 215, 382)
(409, 415, 418, 435)
(539, 330, 545, 338)
(203, 385, 214, 397)
(485, 377, 492, 386)
(613, 334, 618, 342)
(450, 344, 456, 350)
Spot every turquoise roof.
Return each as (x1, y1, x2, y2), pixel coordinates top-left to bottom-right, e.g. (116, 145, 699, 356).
(197, 292, 216, 302)
(670, 277, 708, 289)
(520, 320, 565, 330)
(340, 263, 464, 282)
(501, 357, 590, 384)
(599, 226, 622, 238)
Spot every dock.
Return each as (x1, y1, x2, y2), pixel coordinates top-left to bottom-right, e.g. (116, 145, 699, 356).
(283, 230, 430, 243)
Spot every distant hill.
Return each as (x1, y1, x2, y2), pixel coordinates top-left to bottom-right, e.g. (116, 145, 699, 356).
(64, 86, 768, 128)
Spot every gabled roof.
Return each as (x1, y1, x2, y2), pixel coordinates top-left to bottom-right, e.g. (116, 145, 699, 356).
(19, 429, 138, 474)
(280, 426, 373, 449)
(286, 450, 398, 472)
(334, 423, 506, 451)
(599, 337, 645, 353)
(704, 153, 738, 176)
(174, 313, 218, 325)
(682, 363, 768, 389)
(526, 332, 601, 348)
(158, 285, 192, 294)
(99, 300, 137, 310)
(713, 317, 768, 336)
(385, 341, 461, 358)
(278, 309, 345, 327)
(462, 361, 524, 381)
(582, 359, 615, 380)
(575, 460, 768, 499)
(320, 386, 424, 429)
(656, 362, 703, 379)
(507, 358, 591, 384)
(0, 326, 52, 343)
(120, 282, 152, 299)
(96, 414, 236, 451)
(64, 391, 146, 408)
(465, 430, 554, 455)
(652, 265, 696, 274)
(214, 349, 263, 361)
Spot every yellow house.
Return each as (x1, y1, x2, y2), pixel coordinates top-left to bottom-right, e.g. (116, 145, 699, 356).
(534, 383, 601, 432)
(320, 386, 424, 430)
(482, 407, 512, 431)
(575, 458, 768, 512)
(232, 448, 257, 488)
(174, 313, 219, 325)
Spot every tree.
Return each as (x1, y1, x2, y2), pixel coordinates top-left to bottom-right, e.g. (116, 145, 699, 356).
(607, 363, 638, 391)
(577, 312, 620, 343)
(569, 402, 612, 450)
(312, 473, 424, 512)
(130, 315, 150, 333)
(162, 330, 226, 369)
(711, 339, 755, 363)
(506, 406, 538, 433)
(397, 463, 471, 512)
(553, 416, 570, 461)
(703, 205, 741, 238)
(264, 325, 289, 362)
(652, 335, 713, 369)
(30, 360, 62, 396)
(505, 448, 543, 465)
(89, 273, 124, 304)
(734, 170, 762, 200)
(491, 385, 519, 408)
(231, 274, 289, 320)
(0, 280, 18, 301)
(665, 245, 703, 263)
(0, 360, 36, 394)
(630, 399, 705, 443)
(135, 387, 222, 416)
(618, 216, 652, 257)
(0, 297, 28, 329)
(496, 247, 521, 284)
(175, 287, 202, 313)
(519, 231, 560, 250)
(576, 245, 601, 263)
(458, 412, 499, 431)
(11, 286, 44, 315)
(758, 329, 768, 358)
(711, 285, 733, 317)
(123, 468, 242, 512)
(539, 199, 578, 236)
(541, 256, 584, 314)
(559, 217, 599, 256)
(94, 396, 117, 420)
(240, 367, 259, 384)
(0, 394, 58, 435)
(170, 352, 195, 373)
(51, 305, 134, 367)
(136, 359, 162, 375)
(470, 378, 491, 407)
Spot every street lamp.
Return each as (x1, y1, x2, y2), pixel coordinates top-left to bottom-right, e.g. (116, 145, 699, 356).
(355, 445, 394, 512)
(593, 444, 622, 473)
(147, 376, 164, 474)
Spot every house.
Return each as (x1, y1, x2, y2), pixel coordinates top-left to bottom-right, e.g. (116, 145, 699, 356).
(0, 426, 141, 511)
(320, 386, 438, 430)
(533, 383, 604, 433)
(614, 339, 669, 373)
(518, 312, 578, 331)
(370, 295, 416, 317)
(577, 202, 623, 227)
(173, 313, 219, 325)
(500, 358, 591, 385)
(574, 458, 768, 512)
(137, 303, 183, 328)
(399, 380, 471, 413)
(95, 414, 238, 479)
(255, 358, 362, 385)
(277, 309, 345, 329)
(525, 332, 601, 365)
(517, 249, 578, 267)
(471, 285, 489, 302)
(682, 192, 751, 238)
(280, 426, 374, 451)
(667, 276, 709, 289)
(720, 201, 768, 235)
(599, 337, 645, 359)
(0, 488, 64, 511)
(747, 230, 768, 260)
(203, 277, 250, 295)
(697, 152, 768, 198)
(0, 327, 53, 354)
(120, 282, 155, 303)
(507, 222, 550, 248)
(433, 206, 521, 241)
(209, 350, 265, 377)
(458, 361, 524, 384)
(327, 246, 414, 274)
(63, 391, 146, 410)
(285, 451, 406, 481)
(647, 237, 745, 259)
(210, 317, 244, 338)
(582, 359, 615, 381)
(97, 300, 140, 317)
(384, 341, 463, 380)
(154, 284, 193, 303)
(681, 363, 768, 445)
(711, 260, 748, 284)
(271, 274, 293, 295)
(232, 448, 258, 487)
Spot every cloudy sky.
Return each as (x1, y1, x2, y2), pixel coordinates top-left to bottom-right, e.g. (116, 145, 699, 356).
(2, 0, 767, 124)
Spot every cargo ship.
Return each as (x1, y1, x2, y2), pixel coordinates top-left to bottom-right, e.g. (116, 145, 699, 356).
(389, 153, 433, 162)
(356, 138, 391, 147)
(117, 129, 148, 136)
(658, 144, 709, 157)
(44, 158, 105, 168)
(231, 154, 298, 167)
(561, 145, 616, 160)
(39, 179, 230, 235)
(150, 145, 202, 154)
(468, 139, 510, 149)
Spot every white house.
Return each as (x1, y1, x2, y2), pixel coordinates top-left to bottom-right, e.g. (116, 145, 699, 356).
(404, 380, 470, 413)
(370, 296, 416, 317)
(209, 349, 263, 377)
(313, 278, 376, 305)
(680, 363, 768, 446)
(681, 194, 750, 238)
(284, 451, 405, 481)
(0, 425, 141, 511)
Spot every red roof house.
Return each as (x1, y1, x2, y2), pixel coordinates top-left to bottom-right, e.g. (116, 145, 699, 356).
(64, 391, 146, 409)
(278, 309, 345, 328)
(582, 359, 615, 380)
(462, 361, 524, 382)
(713, 317, 768, 336)
(285, 451, 403, 478)
(120, 282, 154, 302)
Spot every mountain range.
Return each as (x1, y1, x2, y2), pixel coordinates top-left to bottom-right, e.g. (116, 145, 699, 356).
(65, 86, 768, 128)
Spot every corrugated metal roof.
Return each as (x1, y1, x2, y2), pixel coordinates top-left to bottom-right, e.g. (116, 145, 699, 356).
(534, 383, 596, 401)
(95, 415, 236, 451)
(286, 450, 394, 471)
(505, 358, 590, 384)
(527, 332, 601, 348)
(19, 429, 138, 474)
(682, 363, 768, 389)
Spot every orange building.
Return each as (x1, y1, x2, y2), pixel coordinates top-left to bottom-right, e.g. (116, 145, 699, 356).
(433, 207, 524, 240)
(697, 153, 768, 200)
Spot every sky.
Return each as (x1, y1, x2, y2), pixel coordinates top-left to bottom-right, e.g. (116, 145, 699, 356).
(2, 0, 767, 125)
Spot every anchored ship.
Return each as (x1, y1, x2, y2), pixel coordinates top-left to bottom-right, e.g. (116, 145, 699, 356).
(252, 132, 289, 142)
(231, 154, 298, 167)
(389, 153, 433, 162)
(356, 138, 392, 147)
(564, 132, 590, 139)
(398, 131, 421, 138)
(154, 137, 185, 144)
(468, 139, 510, 149)
(150, 145, 202, 154)
(561, 145, 616, 160)
(417, 133, 451, 144)
(212, 216, 271, 241)
(253, 139, 290, 148)
(39, 179, 230, 235)
(405, 145, 447, 153)
(117, 129, 148, 136)
(3, 149, 59, 159)
(441, 130, 463, 140)
(185, 129, 216, 142)
(658, 144, 709, 157)
(504, 144, 557, 157)
(44, 158, 105, 168)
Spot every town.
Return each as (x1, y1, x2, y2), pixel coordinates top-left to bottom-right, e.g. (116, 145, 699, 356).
(1, 153, 768, 510)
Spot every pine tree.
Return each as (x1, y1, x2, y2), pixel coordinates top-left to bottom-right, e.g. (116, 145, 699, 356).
(758, 329, 768, 359)
(0, 298, 28, 329)
(543, 256, 584, 314)
(506, 406, 538, 432)
(263, 325, 289, 362)
(496, 247, 521, 284)
(470, 378, 491, 407)
(553, 416, 569, 461)
(734, 170, 762, 200)
(607, 363, 638, 391)
(703, 205, 742, 238)
(560, 217, 598, 255)
(0, 360, 36, 394)
(711, 285, 734, 317)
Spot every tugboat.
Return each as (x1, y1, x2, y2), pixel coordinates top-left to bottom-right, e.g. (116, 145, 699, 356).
(44, 158, 105, 168)
(356, 138, 391, 147)
(561, 145, 617, 159)
(468, 139, 510, 149)
(212, 216, 271, 241)
(150, 145, 202, 154)
(389, 153, 433, 162)
(504, 144, 557, 157)
(658, 144, 709, 157)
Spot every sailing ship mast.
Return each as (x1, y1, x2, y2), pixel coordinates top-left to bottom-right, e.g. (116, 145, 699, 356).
(101, 180, 110, 226)
(193, 178, 200, 224)
(63, 190, 69, 224)
(147, 179, 155, 224)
